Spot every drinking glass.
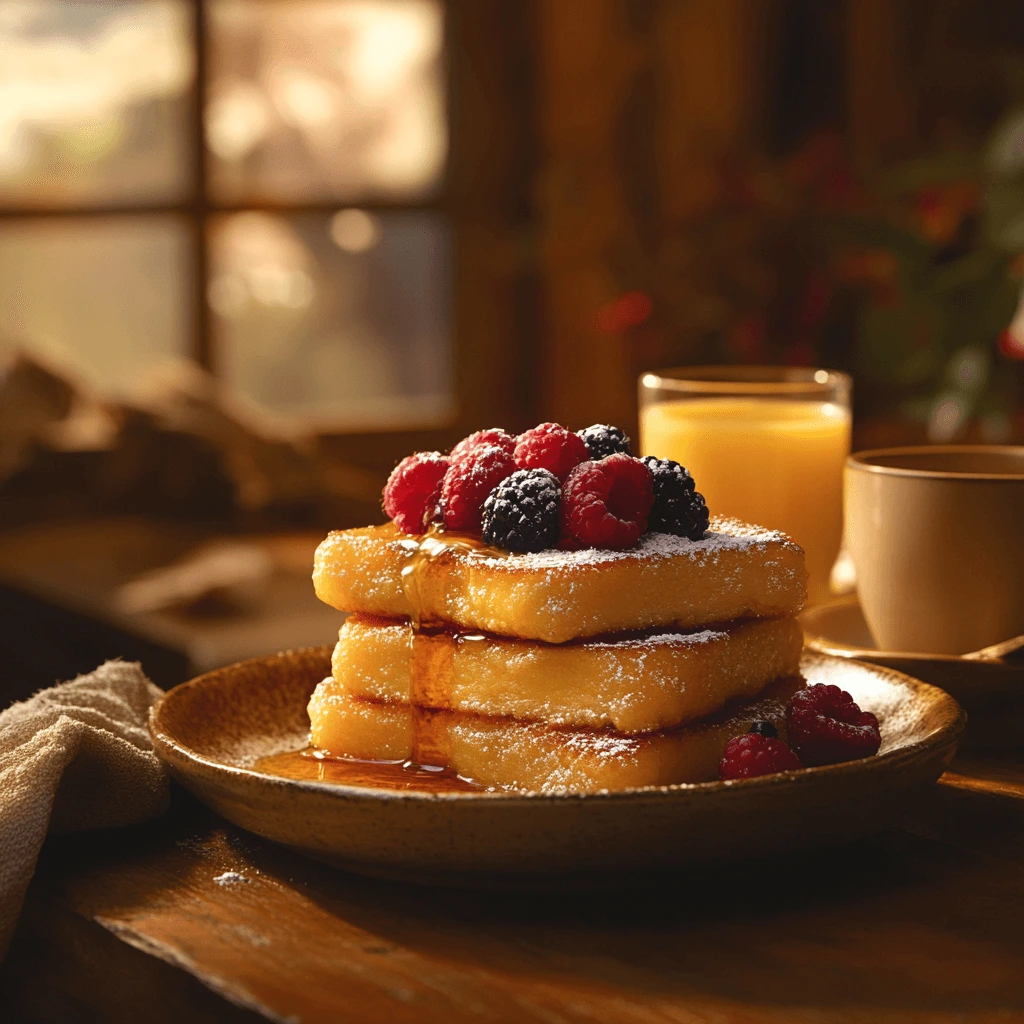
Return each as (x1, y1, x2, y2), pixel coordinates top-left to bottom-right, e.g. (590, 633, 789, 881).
(639, 366, 852, 605)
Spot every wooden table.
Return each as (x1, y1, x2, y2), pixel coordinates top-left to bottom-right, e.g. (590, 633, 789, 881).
(3, 754, 1024, 1023)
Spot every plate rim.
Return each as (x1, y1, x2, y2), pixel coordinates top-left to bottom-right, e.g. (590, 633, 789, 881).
(148, 643, 962, 802)
(149, 646, 967, 805)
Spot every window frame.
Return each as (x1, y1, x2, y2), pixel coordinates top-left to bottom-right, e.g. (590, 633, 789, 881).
(0, 0, 540, 477)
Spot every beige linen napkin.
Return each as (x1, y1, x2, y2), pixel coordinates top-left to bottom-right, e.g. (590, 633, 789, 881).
(0, 661, 169, 959)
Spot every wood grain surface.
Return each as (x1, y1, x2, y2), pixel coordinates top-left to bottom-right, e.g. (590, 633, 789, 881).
(4, 754, 1024, 1023)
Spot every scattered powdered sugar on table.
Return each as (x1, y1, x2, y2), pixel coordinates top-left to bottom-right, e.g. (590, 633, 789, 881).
(213, 871, 251, 886)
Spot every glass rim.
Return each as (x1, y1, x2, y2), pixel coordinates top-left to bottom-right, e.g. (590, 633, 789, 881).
(639, 365, 851, 397)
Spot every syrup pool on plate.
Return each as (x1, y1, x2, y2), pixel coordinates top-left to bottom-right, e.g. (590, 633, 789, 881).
(266, 529, 499, 794)
(640, 396, 851, 605)
(254, 748, 481, 793)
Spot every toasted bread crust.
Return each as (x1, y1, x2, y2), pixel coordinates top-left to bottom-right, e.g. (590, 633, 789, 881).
(313, 520, 807, 643)
(328, 613, 804, 733)
(307, 675, 805, 793)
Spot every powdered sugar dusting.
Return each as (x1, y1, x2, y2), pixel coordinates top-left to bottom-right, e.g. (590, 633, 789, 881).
(586, 627, 728, 649)
(315, 517, 806, 643)
(466, 518, 798, 571)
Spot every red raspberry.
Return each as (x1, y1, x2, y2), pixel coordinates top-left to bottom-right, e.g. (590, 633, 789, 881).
(561, 454, 654, 549)
(383, 452, 450, 535)
(450, 428, 515, 462)
(440, 444, 516, 533)
(719, 733, 803, 780)
(514, 422, 589, 481)
(786, 684, 881, 767)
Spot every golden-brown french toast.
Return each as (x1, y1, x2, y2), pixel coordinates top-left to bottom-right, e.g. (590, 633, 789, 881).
(313, 519, 807, 643)
(329, 613, 803, 733)
(307, 675, 805, 794)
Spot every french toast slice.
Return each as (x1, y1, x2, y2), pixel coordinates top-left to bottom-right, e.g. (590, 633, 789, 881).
(313, 519, 806, 643)
(307, 676, 805, 794)
(329, 613, 803, 734)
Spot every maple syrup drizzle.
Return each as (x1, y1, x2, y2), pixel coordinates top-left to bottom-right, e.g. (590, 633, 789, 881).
(397, 527, 489, 775)
(255, 529, 502, 793)
(254, 747, 480, 793)
(256, 528, 504, 792)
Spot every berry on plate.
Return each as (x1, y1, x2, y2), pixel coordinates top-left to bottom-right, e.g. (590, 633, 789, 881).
(561, 454, 654, 549)
(440, 444, 516, 533)
(450, 428, 515, 461)
(719, 732, 802, 780)
(577, 423, 632, 460)
(382, 451, 450, 535)
(746, 719, 778, 738)
(641, 456, 710, 540)
(482, 468, 561, 553)
(514, 422, 589, 481)
(786, 683, 881, 767)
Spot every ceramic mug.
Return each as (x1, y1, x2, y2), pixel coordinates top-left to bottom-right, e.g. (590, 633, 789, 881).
(845, 446, 1024, 656)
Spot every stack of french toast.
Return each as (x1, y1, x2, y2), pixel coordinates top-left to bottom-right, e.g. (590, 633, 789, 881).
(308, 422, 811, 793)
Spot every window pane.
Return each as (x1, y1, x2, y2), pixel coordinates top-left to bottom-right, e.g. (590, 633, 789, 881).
(209, 210, 451, 429)
(0, 1, 194, 207)
(0, 217, 191, 397)
(206, 0, 446, 203)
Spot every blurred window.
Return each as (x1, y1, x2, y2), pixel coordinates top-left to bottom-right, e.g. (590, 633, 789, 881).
(0, 1, 194, 206)
(0, 0, 451, 432)
(207, 0, 446, 203)
(0, 217, 191, 397)
(210, 210, 451, 429)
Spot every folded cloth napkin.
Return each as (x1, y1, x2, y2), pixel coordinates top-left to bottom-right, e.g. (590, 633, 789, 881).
(0, 661, 168, 959)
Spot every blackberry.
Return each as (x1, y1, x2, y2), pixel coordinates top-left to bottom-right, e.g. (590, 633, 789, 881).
(641, 456, 709, 540)
(747, 720, 778, 738)
(481, 468, 561, 553)
(577, 424, 631, 460)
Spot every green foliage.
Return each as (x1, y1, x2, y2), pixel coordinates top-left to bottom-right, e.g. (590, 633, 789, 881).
(612, 120, 1024, 438)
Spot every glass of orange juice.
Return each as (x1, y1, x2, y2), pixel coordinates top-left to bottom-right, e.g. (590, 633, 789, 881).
(639, 366, 852, 605)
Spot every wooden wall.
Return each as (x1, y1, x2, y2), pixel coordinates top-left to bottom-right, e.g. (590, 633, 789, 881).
(535, 0, 774, 433)
(533, 0, 1024, 435)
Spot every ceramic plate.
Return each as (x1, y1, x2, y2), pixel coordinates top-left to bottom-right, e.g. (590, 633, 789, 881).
(802, 596, 1024, 749)
(150, 647, 965, 887)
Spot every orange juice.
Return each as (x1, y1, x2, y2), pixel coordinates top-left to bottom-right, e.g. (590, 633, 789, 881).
(640, 398, 851, 604)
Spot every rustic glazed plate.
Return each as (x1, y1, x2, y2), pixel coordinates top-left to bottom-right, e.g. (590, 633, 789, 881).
(802, 596, 1024, 749)
(150, 647, 965, 887)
